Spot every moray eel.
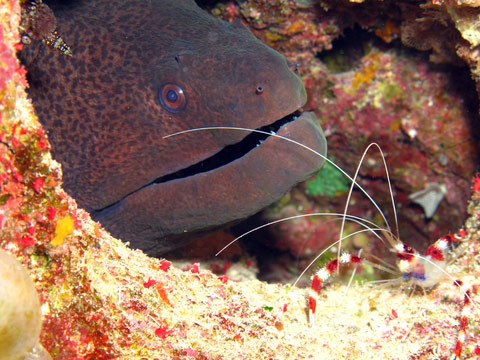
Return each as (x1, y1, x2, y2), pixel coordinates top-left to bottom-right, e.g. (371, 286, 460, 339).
(21, 0, 327, 255)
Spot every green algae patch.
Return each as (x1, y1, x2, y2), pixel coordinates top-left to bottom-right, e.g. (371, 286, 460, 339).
(306, 157, 350, 197)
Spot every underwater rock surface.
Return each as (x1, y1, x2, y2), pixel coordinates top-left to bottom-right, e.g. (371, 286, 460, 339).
(1, 0, 480, 359)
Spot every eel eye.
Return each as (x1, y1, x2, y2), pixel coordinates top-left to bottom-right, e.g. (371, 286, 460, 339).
(159, 83, 186, 113)
(255, 84, 264, 95)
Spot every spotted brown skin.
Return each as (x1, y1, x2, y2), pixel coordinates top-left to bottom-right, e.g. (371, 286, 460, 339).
(20, 0, 327, 255)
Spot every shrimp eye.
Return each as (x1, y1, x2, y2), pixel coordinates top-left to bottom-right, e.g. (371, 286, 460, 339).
(159, 83, 186, 113)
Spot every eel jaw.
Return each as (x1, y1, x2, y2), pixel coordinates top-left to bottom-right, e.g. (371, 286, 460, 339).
(92, 110, 327, 255)
(155, 111, 306, 184)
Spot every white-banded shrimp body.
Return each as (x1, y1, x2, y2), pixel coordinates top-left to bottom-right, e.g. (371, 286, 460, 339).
(164, 127, 480, 360)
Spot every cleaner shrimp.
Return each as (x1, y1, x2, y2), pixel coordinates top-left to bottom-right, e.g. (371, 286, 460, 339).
(164, 127, 480, 359)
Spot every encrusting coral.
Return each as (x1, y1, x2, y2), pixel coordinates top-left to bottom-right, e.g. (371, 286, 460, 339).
(1, 0, 480, 359)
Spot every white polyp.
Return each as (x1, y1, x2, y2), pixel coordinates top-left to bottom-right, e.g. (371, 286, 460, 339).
(407, 128, 418, 139)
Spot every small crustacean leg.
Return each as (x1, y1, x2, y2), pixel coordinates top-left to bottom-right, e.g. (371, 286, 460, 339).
(308, 252, 362, 324)
(449, 279, 471, 360)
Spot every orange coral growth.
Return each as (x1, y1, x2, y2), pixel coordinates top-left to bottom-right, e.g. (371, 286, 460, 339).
(375, 20, 400, 43)
(155, 282, 172, 307)
(351, 51, 381, 90)
(51, 215, 74, 246)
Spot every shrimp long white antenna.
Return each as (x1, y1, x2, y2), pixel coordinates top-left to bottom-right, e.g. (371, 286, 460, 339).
(361, 258, 399, 276)
(214, 212, 387, 257)
(338, 142, 399, 271)
(367, 253, 399, 274)
(163, 127, 391, 231)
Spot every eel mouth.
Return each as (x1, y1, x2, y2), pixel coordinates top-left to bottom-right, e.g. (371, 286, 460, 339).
(93, 110, 326, 216)
(155, 111, 304, 184)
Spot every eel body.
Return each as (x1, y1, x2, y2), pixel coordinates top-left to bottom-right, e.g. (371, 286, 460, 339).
(21, 0, 327, 254)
